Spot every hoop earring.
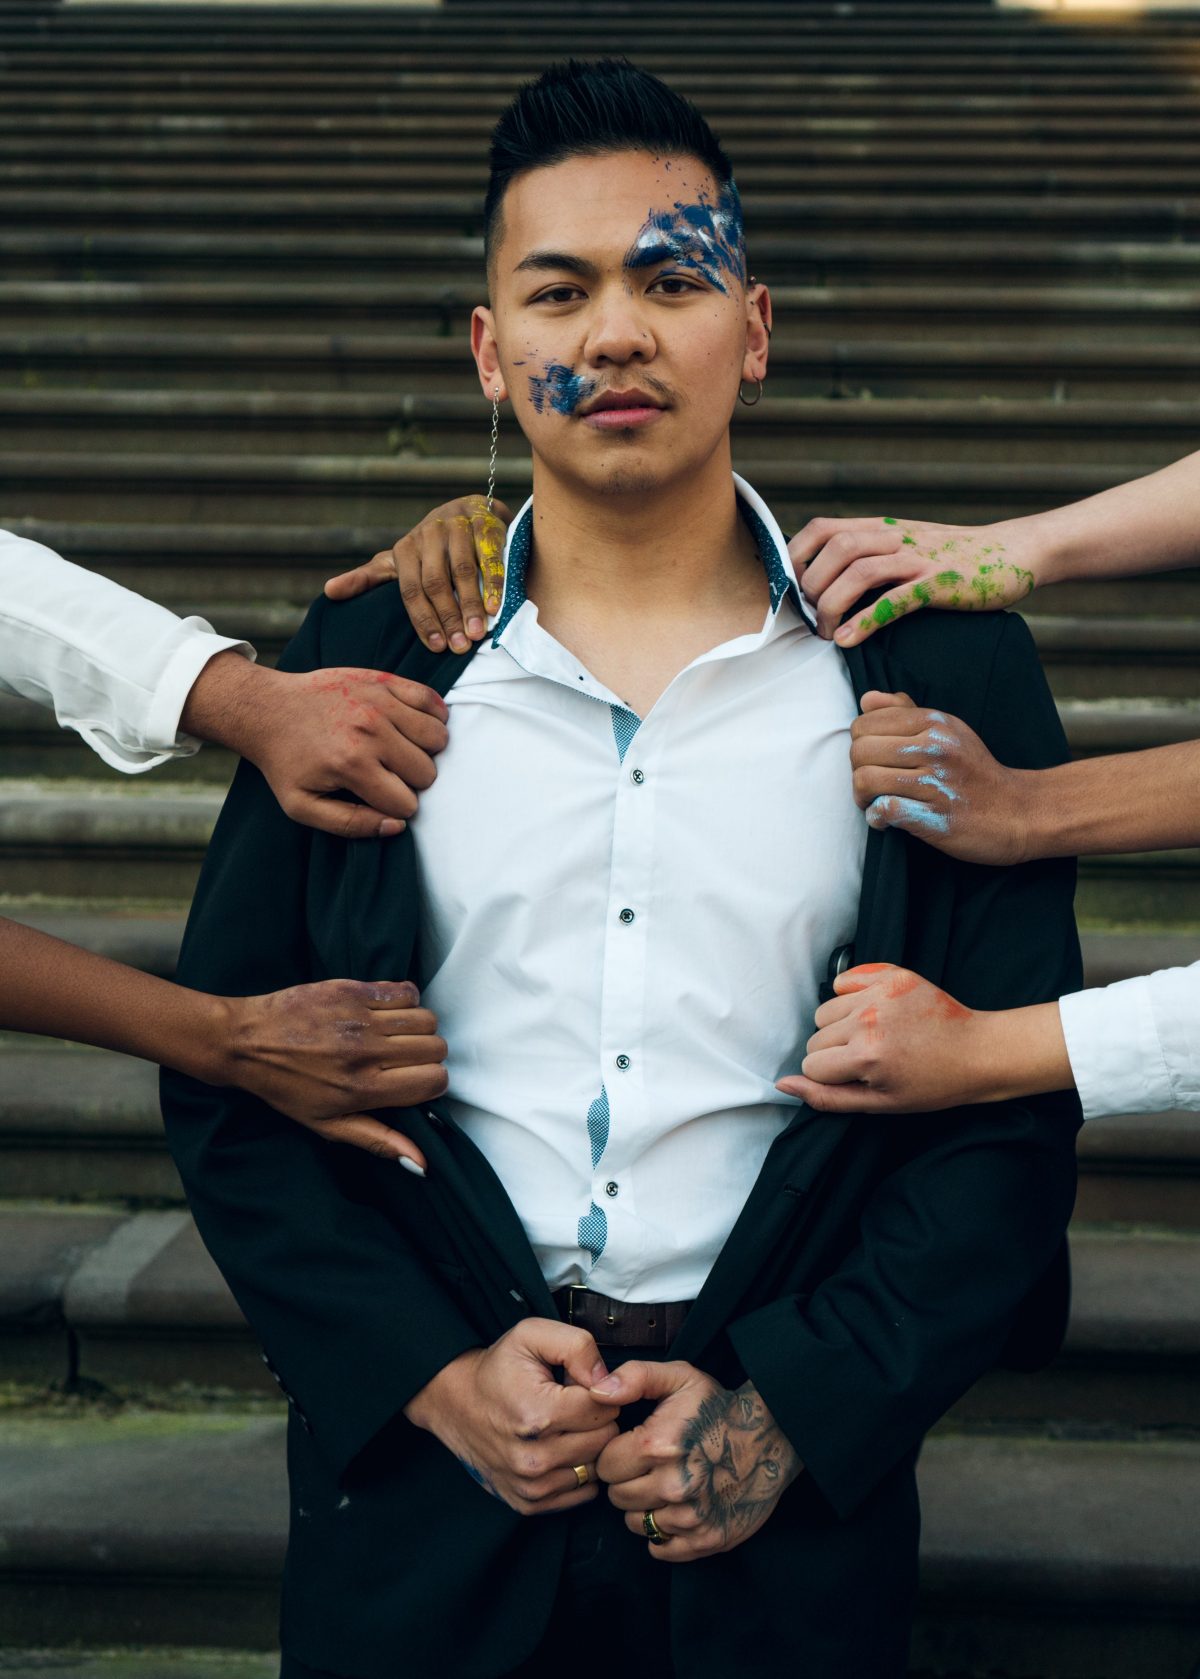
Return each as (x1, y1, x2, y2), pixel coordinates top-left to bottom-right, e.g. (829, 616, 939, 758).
(738, 379, 763, 408)
(486, 386, 500, 515)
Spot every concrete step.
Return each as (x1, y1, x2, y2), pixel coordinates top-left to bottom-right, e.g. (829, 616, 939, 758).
(0, 783, 219, 899)
(6, 86, 1200, 122)
(12, 160, 1200, 198)
(6, 63, 1200, 95)
(8, 28, 1197, 60)
(7, 111, 1200, 141)
(5, 389, 1200, 472)
(8, 331, 1199, 401)
(9, 282, 1200, 346)
(0, 1656, 275, 1679)
(1, 1408, 1197, 1673)
(0, 1051, 183, 1206)
(5, 1198, 1197, 1416)
(12, 450, 1200, 530)
(3, 189, 1199, 242)
(955, 1227, 1200, 1429)
(13, 134, 1200, 167)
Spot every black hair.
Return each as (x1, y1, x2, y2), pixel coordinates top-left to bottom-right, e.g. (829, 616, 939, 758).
(483, 58, 736, 266)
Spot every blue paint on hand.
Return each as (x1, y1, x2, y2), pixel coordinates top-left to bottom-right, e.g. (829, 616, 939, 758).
(916, 772, 961, 802)
(624, 182, 747, 295)
(867, 795, 951, 837)
(528, 362, 598, 416)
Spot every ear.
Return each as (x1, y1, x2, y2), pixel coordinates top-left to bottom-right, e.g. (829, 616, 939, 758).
(742, 281, 771, 387)
(471, 306, 507, 403)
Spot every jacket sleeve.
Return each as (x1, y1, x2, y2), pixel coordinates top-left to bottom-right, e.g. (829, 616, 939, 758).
(159, 594, 484, 1481)
(728, 612, 1082, 1519)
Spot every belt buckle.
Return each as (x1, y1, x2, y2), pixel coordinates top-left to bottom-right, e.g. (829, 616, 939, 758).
(563, 1285, 591, 1326)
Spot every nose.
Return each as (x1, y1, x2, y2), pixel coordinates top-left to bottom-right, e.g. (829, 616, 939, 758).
(582, 283, 656, 368)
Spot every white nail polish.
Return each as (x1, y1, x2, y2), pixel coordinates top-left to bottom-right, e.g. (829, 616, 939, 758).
(398, 1157, 427, 1178)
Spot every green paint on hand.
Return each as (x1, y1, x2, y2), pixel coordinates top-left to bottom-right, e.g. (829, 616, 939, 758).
(913, 581, 933, 607)
(935, 570, 963, 586)
(902, 535, 917, 546)
(872, 597, 898, 626)
(883, 516, 897, 526)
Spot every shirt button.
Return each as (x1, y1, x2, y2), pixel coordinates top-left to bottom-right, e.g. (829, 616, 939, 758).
(615, 1054, 631, 1071)
(618, 908, 635, 925)
(604, 1181, 620, 1198)
(630, 767, 645, 785)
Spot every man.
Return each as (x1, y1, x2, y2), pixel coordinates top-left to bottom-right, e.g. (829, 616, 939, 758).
(161, 60, 1080, 1678)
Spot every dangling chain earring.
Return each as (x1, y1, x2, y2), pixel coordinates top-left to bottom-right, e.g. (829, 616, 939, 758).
(486, 386, 500, 515)
(738, 378, 763, 407)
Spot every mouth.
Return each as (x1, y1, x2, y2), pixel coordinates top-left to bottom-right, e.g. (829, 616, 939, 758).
(582, 389, 667, 430)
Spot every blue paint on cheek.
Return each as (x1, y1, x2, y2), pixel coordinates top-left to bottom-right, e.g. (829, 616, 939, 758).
(528, 362, 598, 416)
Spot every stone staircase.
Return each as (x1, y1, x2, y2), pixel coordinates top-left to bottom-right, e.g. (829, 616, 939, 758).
(1, 3, 1199, 1675)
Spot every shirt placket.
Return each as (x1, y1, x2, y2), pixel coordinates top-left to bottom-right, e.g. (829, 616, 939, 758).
(587, 710, 659, 1294)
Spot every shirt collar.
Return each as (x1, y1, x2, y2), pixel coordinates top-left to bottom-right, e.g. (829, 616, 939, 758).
(490, 473, 816, 647)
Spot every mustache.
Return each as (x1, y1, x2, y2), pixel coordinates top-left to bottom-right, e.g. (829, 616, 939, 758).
(589, 374, 673, 405)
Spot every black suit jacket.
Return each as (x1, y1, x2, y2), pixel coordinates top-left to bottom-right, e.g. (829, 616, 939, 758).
(161, 587, 1081, 1678)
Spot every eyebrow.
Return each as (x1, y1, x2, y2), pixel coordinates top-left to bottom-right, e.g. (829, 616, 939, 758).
(512, 250, 602, 280)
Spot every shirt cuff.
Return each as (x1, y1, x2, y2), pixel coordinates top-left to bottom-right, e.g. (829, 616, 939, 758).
(141, 621, 255, 760)
(1059, 975, 1174, 1122)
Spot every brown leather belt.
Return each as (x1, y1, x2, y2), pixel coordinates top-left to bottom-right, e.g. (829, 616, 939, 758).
(553, 1285, 692, 1349)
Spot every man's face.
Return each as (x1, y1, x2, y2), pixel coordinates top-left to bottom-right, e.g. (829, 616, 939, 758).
(471, 149, 771, 499)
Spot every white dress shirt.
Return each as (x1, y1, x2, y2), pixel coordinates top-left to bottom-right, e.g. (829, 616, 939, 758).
(1060, 962, 1200, 1121)
(412, 476, 865, 1303)
(0, 528, 251, 773)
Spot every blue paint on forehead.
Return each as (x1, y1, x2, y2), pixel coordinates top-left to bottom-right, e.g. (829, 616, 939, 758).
(624, 182, 746, 296)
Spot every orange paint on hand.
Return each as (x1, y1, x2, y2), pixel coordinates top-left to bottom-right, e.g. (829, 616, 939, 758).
(932, 990, 971, 1021)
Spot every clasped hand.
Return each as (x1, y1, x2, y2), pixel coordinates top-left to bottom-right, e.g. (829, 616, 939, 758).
(406, 1324, 800, 1562)
(590, 1360, 802, 1563)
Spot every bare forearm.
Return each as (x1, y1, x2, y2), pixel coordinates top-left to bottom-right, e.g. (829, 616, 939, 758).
(1027, 450, 1200, 587)
(2, 917, 232, 1082)
(1021, 740, 1200, 859)
(971, 1002, 1073, 1103)
(179, 647, 282, 754)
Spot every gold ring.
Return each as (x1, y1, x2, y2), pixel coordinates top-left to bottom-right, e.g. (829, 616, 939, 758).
(571, 1463, 591, 1488)
(642, 1509, 670, 1545)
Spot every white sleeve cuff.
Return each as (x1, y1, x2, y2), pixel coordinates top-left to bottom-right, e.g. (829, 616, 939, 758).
(1145, 964, 1200, 1116)
(142, 620, 255, 758)
(78, 624, 254, 774)
(1059, 974, 1175, 1122)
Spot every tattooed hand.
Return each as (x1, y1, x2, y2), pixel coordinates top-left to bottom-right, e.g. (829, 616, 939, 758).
(590, 1361, 802, 1561)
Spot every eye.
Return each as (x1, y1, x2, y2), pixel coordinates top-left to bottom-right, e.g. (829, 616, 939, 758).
(649, 274, 700, 296)
(534, 284, 582, 305)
